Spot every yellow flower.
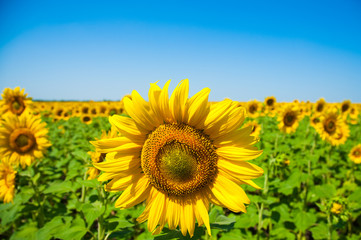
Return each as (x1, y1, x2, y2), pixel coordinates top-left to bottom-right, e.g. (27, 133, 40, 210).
(340, 100, 351, 114)
(284, 159, 290, 166)
(243, 121, 261, 138)
(331, 202, 343, 215)
(277, 104, 300, 134)
(91, 79, 263, 237)
(316, 108, 349, 146)
(81, 115, 92, 125)
(246, 100, 261, 118)
(0, 157, 17, 203)
(314, 98, 326, 114)
(349, 144, 361, 164)
(87, 128, 118, 180)
(0, 87, 33, 116)
(0, 112, 51, 168)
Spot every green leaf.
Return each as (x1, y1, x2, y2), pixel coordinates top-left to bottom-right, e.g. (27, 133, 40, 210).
(82, 201, 105, 226)
(294, 211, 316, 231)
(43, 181, 74, 194)
(313, 184, 336, 199)
(310, 223, 328, 240)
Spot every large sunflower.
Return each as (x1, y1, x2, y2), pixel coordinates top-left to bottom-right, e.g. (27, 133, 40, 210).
(277, 104, 300, 134)
(0, 87, 33, 116)
(0, 112, 51, 168)
(0, 157, 16, 203)
(349, 144, 361, 164)
(91, 80, 263, 237)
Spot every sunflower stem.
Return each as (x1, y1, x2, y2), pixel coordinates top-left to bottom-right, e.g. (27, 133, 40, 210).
(327, 212, 332, 240)
(97, 186, 107, 240)
(30, 163, 45, 228)
(80, 170, 87, 203)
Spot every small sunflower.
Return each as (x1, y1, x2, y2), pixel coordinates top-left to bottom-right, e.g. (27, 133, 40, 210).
(246, 100, 261, 118)
(314, 98, 326, 114)
(87, 128, 118, 180)
(349, 144, 361, 164)
(0, 112, 51, 168)
(316, 108, 349, 146)
(81, 115, 92, 125)
(340, 100, 351, 114)
(91, 80, 263, 237)
(0, 87, 33, 116)
(277, 104, 300, 134)
(0, 157, 16, 203)
(243, 121, 261, 138)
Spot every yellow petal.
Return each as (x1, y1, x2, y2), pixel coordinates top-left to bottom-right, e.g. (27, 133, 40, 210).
(195, 195, 211, 236)
(148, 190, 166, 232)
(115, 176, 151, 209)
(217, 146, 263, 162)
(91, 137, 142, 153)
(169, 79, 189, 123)
(208, 174, 249, 212)
(218, 158, 264, 179)
(186, 87, 211, 128)
(109, 115, 147, 143)
(105, 173, 143, 191)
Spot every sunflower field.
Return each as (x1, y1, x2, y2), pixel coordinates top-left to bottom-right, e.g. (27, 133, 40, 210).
(0, 82, 361, 240)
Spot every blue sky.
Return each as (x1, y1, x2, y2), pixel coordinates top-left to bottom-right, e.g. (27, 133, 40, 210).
(0, 0, 360, 102)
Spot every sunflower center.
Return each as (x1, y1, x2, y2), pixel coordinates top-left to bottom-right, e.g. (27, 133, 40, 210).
(266, 99, 274, 106)
(341, 104, 349, 112)
(284, 112, 296, 126)
(141, 123, 218, 196)
(10, 97, 25, 115)
(9, 128, 36, 153)
(249, 105, 256, 113)
(316, 104, 324, 112)
(158, 142, 197, 182)
(325, 119, 336, 133)
(353, 150, 360, 157)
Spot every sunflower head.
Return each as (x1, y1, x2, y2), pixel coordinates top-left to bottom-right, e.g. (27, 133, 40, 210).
(316, 108, 349, 146)
(349, 144, 361, 164)
(243, 121, 261, 137)
(247, 100, 261, 118)
(0, 112, 51, 168)
(0, 158, 17, 203)
(314, 98, 326, 113)
(91, 79, 263, 237)
(341, 100, 351, 114)
(1, 87, 33, 116)
(277, 104, 300, 134)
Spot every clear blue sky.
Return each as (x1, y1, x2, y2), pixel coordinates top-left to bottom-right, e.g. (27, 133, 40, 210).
(1, 0, 361, 102)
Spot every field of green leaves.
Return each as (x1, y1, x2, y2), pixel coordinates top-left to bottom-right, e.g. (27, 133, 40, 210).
(1, 114, 360, 240)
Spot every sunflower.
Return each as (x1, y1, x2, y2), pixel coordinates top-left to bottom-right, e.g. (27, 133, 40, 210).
(314, 98, 326, 114)
(0, 87, 33, 116)
(81, 115, 92, 125)
(0, 157, 16, 203)
(340, 100, 351, 114)
(349, 144, 361, 164)
(243, 121, 261, 138)
(246, 100, 261, 118)
(315, 108, 349, 146)
(0, 112, 51, 168)
(91, 80, 263, 237)
(277, 104, 300, 134)
(87, 128, 118, 180)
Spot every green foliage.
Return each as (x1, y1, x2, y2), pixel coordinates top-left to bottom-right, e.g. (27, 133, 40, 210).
(1, 114, 361, 240)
